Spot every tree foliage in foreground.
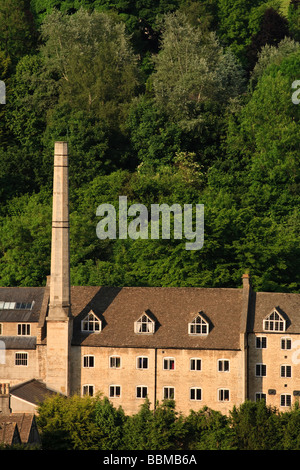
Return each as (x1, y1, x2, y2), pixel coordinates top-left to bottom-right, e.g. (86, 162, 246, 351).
(34, 395, 300, 450)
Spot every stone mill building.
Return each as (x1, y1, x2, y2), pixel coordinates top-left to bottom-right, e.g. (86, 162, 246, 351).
(0, 142, 300, 416)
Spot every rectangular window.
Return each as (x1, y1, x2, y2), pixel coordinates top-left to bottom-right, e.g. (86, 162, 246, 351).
(15, 352, 28, 366)
(190, 358, 201, 371)
(0, 324, 2, 335)
(83, 355, 95, 368)
(109, 385, 121, 398)
(190, 388, 202, 401)
(136, 386, 148, 399)
(280, 394, 291, 407)
(137, 356, 148, 369)
(163, 387, 174, 400)
(17, 324, 30, 336)
(256, 364, 267, 377)
(83, 385, 94, 396)
(281, 365, 292, 378)
(281, 338, 292, 350)
(256, 336, 267, 349)
(163, 358, 175, 370)
(255, 393, 266, 402)
(218, 389, 230, 401)
(218, 359, 230, 372)
(110, 356, 121, 368)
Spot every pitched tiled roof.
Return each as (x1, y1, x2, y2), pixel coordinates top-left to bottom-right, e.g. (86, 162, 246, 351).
(0, 287, 45, 322)
(0, 421, 20, 445)
(70, 286, 244, 350)
(0, 336, 36, 350)
(0, 414, 36, 444)
(10, 379, 60, 406)
(249, 291, 300, 333)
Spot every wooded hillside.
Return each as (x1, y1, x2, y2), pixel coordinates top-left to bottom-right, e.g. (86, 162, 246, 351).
(0, 0, 299, 293)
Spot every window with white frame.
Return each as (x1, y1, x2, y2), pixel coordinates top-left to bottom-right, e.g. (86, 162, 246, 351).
(81, 311, 101, 333)
(256, 336, 267, 349)
(83, 385, 94, 396)
(280, 394, 291, 407)
(218, 389, 230, 401)
(263, 309, 286, 332)
(188, 313, 209, 336)
(17, 323, 31, 336)
(15, 352, 28, 366)
(163, 387, 174, 400)
(255, 393, 266, 402)
(83, 355, 95, 368)
(110, 356, 121, 368)
(190, 358, 201, 371)
(109, 385, 121, 398)
(190, 387, 202, 401)
(134, 313, 155, 334)
(136, 386, 148, 399)
(163, 357, 175, 370)
(281, 337, 292, 350)
(218, 359, 230, 372)
(256, 363, 267, 377)
(137, 356, 148, 369)
(280, 365, 291, 378)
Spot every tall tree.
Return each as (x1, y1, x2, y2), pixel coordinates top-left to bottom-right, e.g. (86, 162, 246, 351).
(152, 12, 245, 131)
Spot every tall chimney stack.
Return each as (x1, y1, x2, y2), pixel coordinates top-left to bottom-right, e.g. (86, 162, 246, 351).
(48, 141, 71, 319)
(46, 142, 72, 395)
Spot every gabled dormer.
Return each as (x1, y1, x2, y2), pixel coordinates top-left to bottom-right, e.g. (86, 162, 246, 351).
(263, 308, 286, 332)
(134, 312, 155, 334)
(81, 310, 101, 333)
(188, 312, 209, 336)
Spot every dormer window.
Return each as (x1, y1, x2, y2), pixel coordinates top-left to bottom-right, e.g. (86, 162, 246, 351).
(263, 308, 286, 332)
(134, 313, 155, 334)
(188, 313, 209, 336)
(81, 311, 101, 333)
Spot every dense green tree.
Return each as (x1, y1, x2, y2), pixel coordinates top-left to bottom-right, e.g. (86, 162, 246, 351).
(40, 9, 140, 123)
(124, 399, 186, 450)
(152, 12, 245, 130)
(123, 398, 155, 449)
(216, 0, 279, 65)
(184, 406, 236, 450)
(281, 404, 300, 450)
(0, 0, 37, 67)
(94, 397, 127, 450)
(0, 190, 52, 286)
(288, 0, 300, 41)
(250, 36, 300, 89)
(229, 400, 282, 450)
(246, 7, 290, 71)
(38, 9, 141, 174)
(37, 394, 102, 450)
(206, 47, 300, 292)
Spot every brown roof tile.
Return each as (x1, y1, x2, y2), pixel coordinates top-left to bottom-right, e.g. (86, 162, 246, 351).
(0, 287, 45, 322)
(70, 286, 244, 350)
(10, 379, 60, 406)
(250, 291, 300, 333)
(0, 421, 20, 445)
